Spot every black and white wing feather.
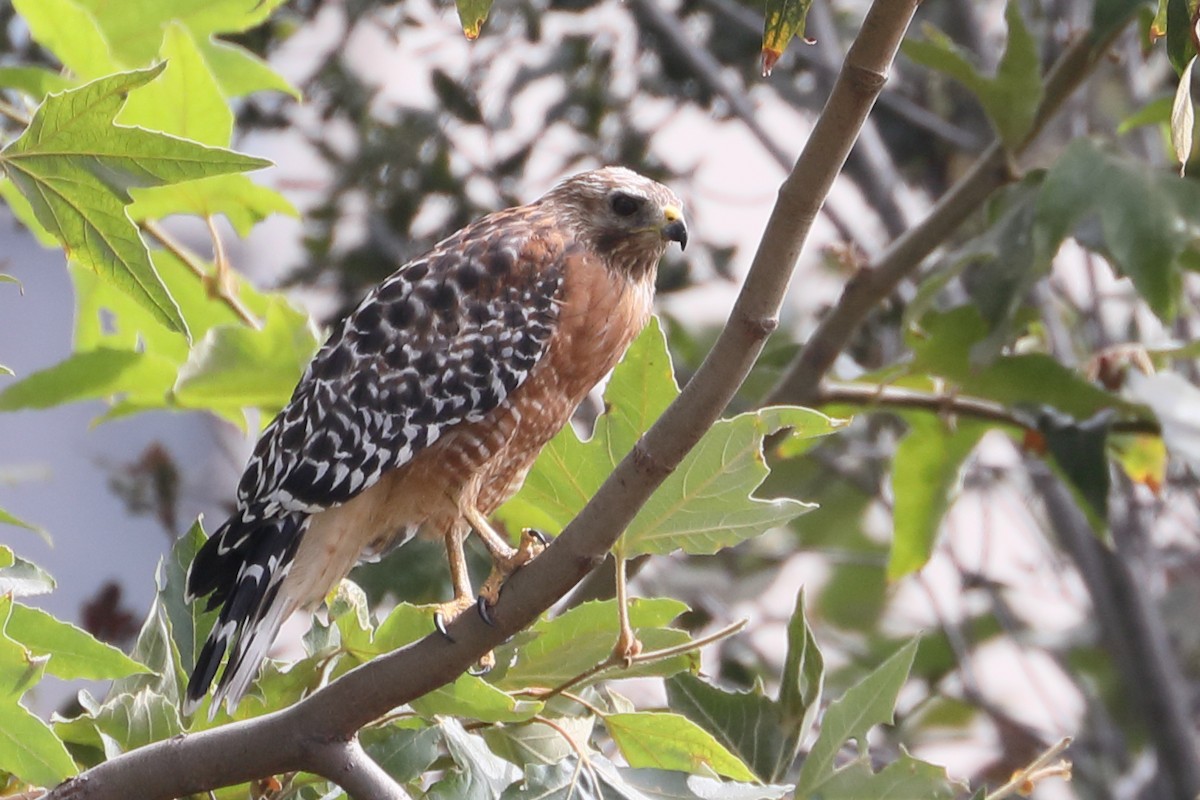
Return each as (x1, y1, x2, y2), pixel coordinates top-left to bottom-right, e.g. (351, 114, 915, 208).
(184, 210, 567, 714)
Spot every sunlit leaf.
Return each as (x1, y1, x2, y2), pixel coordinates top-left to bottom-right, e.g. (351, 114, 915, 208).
(0, 553, 56, 597)
(0, 67, 271, 334)
(0, 67, 75, 100)
(6, 603, 148, 680)
(890, 417, 987, 579)
(11, 0, 117, 80)
(1172, 56, 1196, 174)
(1112, 434, 1167, 493)
(173, 299, 320, 417)
(605, 712, 758, 782)
(0, 348, 177, 412)
(490, 598, 694, 691)
(500, 320, 836, 558)
(0, 595, 77, 786)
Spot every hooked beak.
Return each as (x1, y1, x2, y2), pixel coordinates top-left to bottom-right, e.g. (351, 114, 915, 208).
(661, 205, 688, 250)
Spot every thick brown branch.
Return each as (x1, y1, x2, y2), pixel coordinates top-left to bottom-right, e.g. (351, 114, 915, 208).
(45, 2, 920, 797)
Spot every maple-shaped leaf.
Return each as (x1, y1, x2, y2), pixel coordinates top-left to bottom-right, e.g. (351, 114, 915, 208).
(498, 318, 842, 558)
(0, 66, 271, 335)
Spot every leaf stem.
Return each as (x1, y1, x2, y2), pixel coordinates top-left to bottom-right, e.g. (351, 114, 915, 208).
(818, 382, 1161, 435)
(140, 219, 261, 329)
(985, 736, 1072, 800)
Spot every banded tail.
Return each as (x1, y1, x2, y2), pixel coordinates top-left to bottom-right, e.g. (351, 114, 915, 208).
(184, 509, 308, 717)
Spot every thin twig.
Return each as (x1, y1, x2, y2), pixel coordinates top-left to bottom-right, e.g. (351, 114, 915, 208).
(767, 29, 1107, 407)
(985, 736, 1073, 800)
(141, 219, 261, 329)
(0, 98, 31, 126)
(818, 382, 1161, 436)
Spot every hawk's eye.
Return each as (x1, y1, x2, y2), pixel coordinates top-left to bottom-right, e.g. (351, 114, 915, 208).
(609, 192, 642, 217)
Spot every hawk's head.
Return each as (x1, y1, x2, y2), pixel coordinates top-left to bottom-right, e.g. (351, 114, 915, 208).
(541, 167, 687, 279)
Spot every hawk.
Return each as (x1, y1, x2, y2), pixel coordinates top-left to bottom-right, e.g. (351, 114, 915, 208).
(184, 167, 687, 715)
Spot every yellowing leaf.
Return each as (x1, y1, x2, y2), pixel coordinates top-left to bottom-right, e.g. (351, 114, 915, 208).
(1112, 434, 1167, 493)
(455, 0, 494, 39)
(761, 0, 814, 77)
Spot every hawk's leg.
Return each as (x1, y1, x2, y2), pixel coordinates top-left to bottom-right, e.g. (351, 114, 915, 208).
(464, 506, 547, 606)
(432, 520, 501, 670)
(433, 523, 476, 626)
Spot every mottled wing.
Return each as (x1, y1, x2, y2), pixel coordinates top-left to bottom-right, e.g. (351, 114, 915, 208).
(239, 207, 566, 522)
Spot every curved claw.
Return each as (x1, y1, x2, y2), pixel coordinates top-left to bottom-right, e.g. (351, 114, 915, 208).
(434, 611, 454, 643)
(523, 528, 550, 547)
(477, 594, 496, 627)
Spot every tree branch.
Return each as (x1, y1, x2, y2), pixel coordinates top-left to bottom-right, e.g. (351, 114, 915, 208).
(305, 737, 410, 800)
(818, 382, 1161, 436)
(766, 30, 1106, 407)
(44, 1, 921, 797)
(1035, 466, 1200, 800)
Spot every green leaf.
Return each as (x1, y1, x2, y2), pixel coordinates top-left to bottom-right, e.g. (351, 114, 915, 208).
(428, 717, 521, 800)
(455, 0, 493, 39)
(1117, 95, 1173, 134)
(1167, 0, 1196, 74)
(0, 506, 48, 544)
(129, 174, 298, 237)
(0, 553, 56, 597)
(0, 68, 269, 335)
(118, 22, 231, 145)
(0, 596, 77, 785)
(68, 0, 287, 65)
(412, 674, 542, 724)
(605, 712, 758, 782)
(761, 0, 813, 77)
(6, 603, 147, 680)
(0, 178, 59, 248)
(816, 750, 960, 799)
(0, 348, 178, 411)
(361, 724, 441, 785)
(904, 1, 1042, 147)
(778, 587, 823, 737)
(173, 299, 319, 416)
(12, 0, 118, 80)
(1035, 137, 1199, 320)
(795, 638, 919, 796)
(500, 320, 836, 558)
(619, 406, 833, 557)
(198, 38, 300, 100)
(490, 598, 694, 691)
(667, 588, 823, 783)
(0, 67, 75, 100)
(158, 520, 216, 686)
(1037, 408, 1113, 529)
(890, 417, 988, 579)
(907, 307, 1125, 418)
(666, 673, 795, 783)
(1093, 0, 1150, 44)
